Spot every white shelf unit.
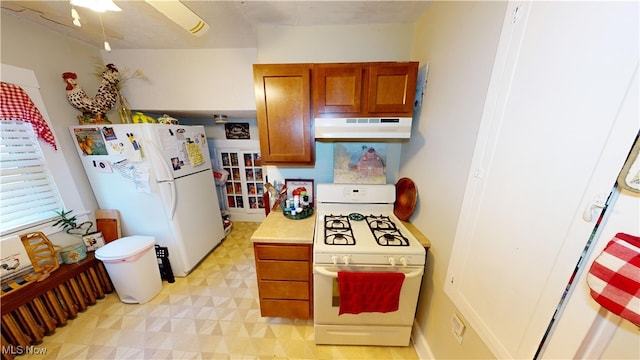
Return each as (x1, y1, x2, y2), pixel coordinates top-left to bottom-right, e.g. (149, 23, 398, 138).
(217, 147, 266, 222)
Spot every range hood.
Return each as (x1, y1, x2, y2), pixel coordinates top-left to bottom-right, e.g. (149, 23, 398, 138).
(314, 117, 412, 140)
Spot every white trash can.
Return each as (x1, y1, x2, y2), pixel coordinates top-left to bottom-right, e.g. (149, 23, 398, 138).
(95, 235, 162, 304)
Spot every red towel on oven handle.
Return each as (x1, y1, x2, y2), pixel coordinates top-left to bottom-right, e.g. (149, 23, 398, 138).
(337, 271, 405, 315)
(586, 232, 640, 327)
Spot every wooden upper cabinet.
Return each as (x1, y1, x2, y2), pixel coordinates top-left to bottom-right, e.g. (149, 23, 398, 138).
(313, 62, 419, 118)
(313, 63, 364, 115)
(368, 62, 418, 114)
(253, 64, 315, 166)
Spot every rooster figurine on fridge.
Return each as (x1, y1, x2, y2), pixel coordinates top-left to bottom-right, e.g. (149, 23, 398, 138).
(62, 63, 119, 124)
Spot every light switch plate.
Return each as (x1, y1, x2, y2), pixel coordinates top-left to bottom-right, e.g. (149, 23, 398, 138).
(452, 313, 466, 344)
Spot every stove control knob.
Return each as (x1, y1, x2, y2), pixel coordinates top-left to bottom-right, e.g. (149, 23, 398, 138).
(388, 257, 396, 266)
(342, 255, 351, 265)
(331, 256, 338, 265)
(400, 257, 408, 267)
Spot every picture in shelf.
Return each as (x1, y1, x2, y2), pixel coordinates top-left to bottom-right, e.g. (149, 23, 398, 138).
(244, 153, 261, 166)
(225, 123, 250, 139)
(248, 196, 266, 209)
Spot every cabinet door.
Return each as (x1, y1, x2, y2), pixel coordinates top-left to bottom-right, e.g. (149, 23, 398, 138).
(367, 62, 418, 115)
(313, 63, 365, 116)
(253, 64, 314, 166)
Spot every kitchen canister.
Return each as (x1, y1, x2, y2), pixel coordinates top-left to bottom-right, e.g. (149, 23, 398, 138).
(59, 243, 87, 264)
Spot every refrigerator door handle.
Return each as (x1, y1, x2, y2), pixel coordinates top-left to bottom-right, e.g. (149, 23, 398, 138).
(167, 180, 177, 220)
(147, 141, 177, 220)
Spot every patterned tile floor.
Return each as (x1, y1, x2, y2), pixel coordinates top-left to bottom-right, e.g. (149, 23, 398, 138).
(20, 222, 418, 359)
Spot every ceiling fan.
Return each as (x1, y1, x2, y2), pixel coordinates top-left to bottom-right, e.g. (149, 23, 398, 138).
(69, 0, 209, 36)
(144, 0, 209, 36)
(66, 0, 208, 51)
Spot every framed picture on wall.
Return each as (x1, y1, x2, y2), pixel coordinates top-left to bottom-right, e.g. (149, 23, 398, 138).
(285, 179, 314, 207)
(333, 143, 387, 184)
(224, 123, 250, 139)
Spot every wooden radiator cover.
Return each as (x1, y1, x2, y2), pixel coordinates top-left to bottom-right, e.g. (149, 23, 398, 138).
(1, 253, 112, 360)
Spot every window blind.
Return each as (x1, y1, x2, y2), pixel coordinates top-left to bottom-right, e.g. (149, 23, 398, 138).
(0, 121, 63, 235)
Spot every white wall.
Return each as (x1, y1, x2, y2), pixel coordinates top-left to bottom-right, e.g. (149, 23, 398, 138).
(101, 48, 258, 115)
(404, 2, 507, 358)
(256, 23, 416, 63)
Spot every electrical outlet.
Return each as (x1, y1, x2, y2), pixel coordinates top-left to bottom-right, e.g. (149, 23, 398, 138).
(451, 313, 466, 344)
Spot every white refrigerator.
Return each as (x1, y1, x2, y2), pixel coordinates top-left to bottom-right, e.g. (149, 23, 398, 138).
(70, 123, 225, 277)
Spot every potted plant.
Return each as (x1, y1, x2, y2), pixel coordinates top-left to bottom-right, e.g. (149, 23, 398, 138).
(53, 209, 94, 236)
(53, 209, 105, 256)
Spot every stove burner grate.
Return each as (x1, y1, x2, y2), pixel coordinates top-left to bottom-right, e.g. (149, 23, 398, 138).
(365, 215, 409, 246)
(324, 215, 355, 245)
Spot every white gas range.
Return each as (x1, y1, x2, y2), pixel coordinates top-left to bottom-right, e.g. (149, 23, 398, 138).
(313, 183, 426, 347)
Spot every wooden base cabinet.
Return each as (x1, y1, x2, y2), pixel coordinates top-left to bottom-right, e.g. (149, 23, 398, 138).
(253, 243, 313, 319)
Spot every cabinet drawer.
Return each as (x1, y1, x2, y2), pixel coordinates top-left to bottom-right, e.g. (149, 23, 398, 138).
(256, 261, 309, 281)
(259, 280, 309, 300)
(260, 299, 310, 319)
(254, 244, 310, 261)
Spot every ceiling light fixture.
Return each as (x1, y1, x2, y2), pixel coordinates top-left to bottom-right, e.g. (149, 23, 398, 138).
(68, 1, 118, 50)
(69, 0, 121, 13)
(145, 0, 209, 36)
(71, 7, 82, 27)
(213, 114, 228, 124)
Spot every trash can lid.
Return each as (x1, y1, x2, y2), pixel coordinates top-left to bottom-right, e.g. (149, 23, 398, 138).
(95, 235, 155, 261)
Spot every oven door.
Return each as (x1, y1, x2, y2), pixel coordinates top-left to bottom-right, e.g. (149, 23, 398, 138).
(313, 264, 423, 326)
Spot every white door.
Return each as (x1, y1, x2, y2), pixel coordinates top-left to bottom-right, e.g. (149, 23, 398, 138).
(444, 1, 639, 358)
(541, 184, 640, 358)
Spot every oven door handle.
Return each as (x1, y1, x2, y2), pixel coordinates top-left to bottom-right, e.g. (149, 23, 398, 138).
(313, 266, 423, 279)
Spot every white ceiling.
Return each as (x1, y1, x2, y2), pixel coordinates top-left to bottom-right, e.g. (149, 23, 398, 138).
(2, 1, 432, 50)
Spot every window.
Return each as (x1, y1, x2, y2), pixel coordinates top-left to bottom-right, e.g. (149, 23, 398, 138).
(1, 64, 82, 238)
(0, 121, 63, 235)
